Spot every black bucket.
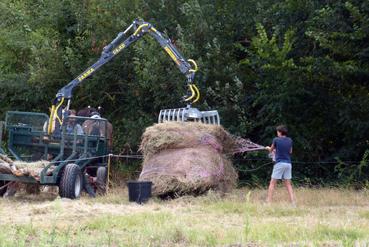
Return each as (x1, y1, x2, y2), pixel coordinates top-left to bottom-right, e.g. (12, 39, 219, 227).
(127, 181, 152, 204)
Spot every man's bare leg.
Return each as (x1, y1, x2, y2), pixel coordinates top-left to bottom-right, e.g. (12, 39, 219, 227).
(267, 179, 277, 203)
(283, 179, 295, 204)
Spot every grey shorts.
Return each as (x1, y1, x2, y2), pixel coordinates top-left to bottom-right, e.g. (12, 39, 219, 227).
(271, 162, 292, 180)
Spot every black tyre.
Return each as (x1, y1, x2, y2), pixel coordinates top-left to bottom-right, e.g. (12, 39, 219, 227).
(96, 167, 107, 195)
(59, 163, 82, 199)
(0, 181, 7, 197)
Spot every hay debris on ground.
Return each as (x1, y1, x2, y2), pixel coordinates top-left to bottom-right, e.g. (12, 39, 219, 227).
(138, 122, 238, 197)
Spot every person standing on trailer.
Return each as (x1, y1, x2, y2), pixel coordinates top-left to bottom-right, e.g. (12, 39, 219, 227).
(266, 125, 295, 205)
(65, 110, 84, 135)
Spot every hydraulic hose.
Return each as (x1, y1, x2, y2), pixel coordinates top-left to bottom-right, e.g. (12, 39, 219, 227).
(184, 84, 196, 102)
(192, 84, 201, 103)
(188, 59, 198, 73)
(47, 97, 64, 134)
(133, 24, 149, 36)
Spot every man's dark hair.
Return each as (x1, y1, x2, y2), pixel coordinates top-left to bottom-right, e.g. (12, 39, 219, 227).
(276, 125, 288, 136)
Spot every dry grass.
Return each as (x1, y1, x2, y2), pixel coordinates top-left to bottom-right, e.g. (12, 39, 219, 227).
(0, 187, 369, 246)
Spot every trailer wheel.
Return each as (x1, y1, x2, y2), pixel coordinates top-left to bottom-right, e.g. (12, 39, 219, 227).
(0, 181, 7, 197)
(59, 163, 82, 199)
(96, 167, 107, 195)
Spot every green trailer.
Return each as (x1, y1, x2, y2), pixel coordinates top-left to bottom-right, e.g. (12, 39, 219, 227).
(0, 111, 110, 199)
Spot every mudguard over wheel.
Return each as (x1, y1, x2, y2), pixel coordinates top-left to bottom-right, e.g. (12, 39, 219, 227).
(59, 163, 82, 199)
(96, 167, 107, 195)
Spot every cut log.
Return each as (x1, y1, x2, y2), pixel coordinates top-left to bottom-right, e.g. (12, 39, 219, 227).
(0, 155, 52, 180)
(0, 163, 13, 174)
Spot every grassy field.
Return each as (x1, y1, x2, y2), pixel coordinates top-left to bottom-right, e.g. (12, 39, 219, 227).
(1, 187, 369, 246)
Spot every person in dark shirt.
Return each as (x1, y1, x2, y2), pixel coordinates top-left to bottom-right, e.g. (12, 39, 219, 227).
(266, 125, 295, 205)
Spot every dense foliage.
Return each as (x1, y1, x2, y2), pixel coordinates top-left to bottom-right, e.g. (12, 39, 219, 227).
(0, 0, 368, 185)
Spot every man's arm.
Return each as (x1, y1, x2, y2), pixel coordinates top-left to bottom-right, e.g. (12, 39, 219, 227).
(266, 143, 275, 152)
(266, 137, 277, 152)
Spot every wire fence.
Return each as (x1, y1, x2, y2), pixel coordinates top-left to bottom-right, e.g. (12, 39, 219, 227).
(233, 156, 368, 186)
(3, 150, 366, 187)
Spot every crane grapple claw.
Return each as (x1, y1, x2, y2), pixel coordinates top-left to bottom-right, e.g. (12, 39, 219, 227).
(158, 106, 220, 125)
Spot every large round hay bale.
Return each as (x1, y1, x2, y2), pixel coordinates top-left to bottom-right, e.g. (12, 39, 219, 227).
(138, 122, 238, 197)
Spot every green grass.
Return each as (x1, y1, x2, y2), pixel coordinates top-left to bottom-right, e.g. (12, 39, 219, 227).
(0, 188, 369, 246)
(359, 210, 369, 219)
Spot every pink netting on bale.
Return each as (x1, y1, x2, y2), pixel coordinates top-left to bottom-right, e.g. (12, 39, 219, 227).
(138, 122, 239, 196)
